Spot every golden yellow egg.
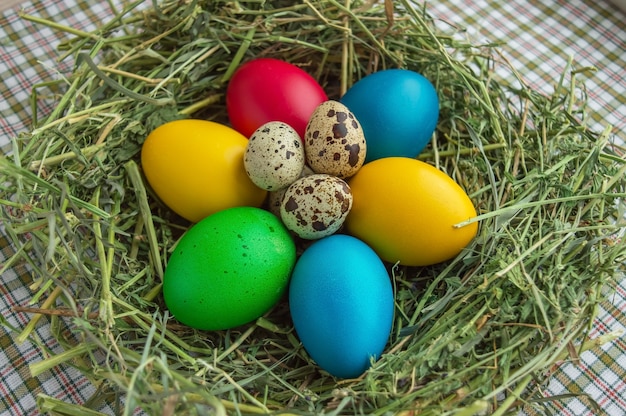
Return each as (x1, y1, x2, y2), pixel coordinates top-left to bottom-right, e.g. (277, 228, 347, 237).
(141, 119, 267, 222)
(345, 157, 478, 266)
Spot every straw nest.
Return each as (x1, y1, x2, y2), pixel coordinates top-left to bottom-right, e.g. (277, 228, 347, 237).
(1, 1, 625, 415)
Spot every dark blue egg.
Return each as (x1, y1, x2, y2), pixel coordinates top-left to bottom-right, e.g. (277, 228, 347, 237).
(341, 69, 439, 162)
(288, 234, 394, 378)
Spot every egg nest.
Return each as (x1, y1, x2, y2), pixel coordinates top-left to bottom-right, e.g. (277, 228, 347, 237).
(1, 1, 625, 415)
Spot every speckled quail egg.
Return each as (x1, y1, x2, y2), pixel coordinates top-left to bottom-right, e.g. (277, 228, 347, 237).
(244, 121, 305, 191)
(304, 101, 366, 178)
(280, 173, 353, 239)
(267, 165, 315, 218)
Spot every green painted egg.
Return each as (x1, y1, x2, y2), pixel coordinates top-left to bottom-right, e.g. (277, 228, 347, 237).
(162, 206, 296, 330)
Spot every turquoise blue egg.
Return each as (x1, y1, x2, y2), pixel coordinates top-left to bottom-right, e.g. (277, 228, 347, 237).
(340, 69, 439, 162)
(288, 234, 394, 378)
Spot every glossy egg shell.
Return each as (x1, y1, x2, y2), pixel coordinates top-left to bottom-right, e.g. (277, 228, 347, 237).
(345, 157, 478, 266)
(163, 207, 296, 330)
(341, 69, 439, 162)
(141, 119, 266, 223)
(227, 58, 328, 139)
(289, 234, 394, 379)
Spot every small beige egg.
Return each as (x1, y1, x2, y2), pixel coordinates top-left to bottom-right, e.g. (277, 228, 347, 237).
(280, 173, 352, 239)
(304, 101, 366, 178)
(244, 121, 305, 191)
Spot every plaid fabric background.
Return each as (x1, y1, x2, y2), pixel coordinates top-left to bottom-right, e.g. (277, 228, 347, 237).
(428, 1, 625, 142)
(0, 1, 126, 414)
(0, 0, 624, 415)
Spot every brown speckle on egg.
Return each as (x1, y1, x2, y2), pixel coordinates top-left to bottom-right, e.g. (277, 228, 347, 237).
(346, 144, 361, 167)
(284, 196, 299, 212)
(332, 122, 348, 138)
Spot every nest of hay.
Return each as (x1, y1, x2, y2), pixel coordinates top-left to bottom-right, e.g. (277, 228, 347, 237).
(1, 0, 625, 414)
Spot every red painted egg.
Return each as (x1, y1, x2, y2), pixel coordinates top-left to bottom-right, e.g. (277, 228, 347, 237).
(226, 58, 328, 139)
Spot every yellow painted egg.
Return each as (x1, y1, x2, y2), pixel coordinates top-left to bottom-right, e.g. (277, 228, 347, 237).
(141, 119, 267, 222)
(345, 157, 478, 266)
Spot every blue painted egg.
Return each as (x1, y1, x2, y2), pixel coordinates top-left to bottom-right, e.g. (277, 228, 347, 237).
(288, 234, 394, 378)
(340, 69, 439, 162)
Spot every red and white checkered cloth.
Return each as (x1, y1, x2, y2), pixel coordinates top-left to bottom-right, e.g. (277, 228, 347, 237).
(1, 1, 624, 415)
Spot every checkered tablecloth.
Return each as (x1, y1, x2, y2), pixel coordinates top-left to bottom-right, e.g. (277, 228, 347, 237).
(1, 1, 624, 415)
